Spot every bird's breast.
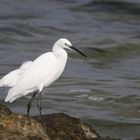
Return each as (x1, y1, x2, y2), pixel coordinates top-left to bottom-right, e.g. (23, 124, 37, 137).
(43, 55, 67, 88)
(56, 56, 67, 78)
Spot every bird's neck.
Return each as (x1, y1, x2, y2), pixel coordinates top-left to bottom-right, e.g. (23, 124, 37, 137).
(52, 45, 68, 60)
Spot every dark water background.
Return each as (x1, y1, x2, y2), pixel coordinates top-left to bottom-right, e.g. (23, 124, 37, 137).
(0, 0, 140, 139)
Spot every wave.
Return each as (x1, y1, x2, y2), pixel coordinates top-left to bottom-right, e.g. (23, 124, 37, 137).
(75, 0, 140, 15)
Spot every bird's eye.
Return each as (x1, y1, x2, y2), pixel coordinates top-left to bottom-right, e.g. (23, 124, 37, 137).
(65, 43, 68, 46)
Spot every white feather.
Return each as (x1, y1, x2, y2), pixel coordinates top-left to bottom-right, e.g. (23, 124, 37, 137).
(3, 38, 85, 104)
(0, 61, 32, 87)
(5, 39, 69, 102)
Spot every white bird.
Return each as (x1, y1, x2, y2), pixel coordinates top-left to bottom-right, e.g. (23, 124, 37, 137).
(0, 61, 32, 87)
(0, 38, 86, 116)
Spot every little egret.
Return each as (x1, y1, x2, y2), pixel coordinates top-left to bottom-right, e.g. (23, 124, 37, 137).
(0, 38, 87, 116)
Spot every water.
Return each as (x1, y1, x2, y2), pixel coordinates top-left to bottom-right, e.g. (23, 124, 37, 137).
(0, 0, 140, 139)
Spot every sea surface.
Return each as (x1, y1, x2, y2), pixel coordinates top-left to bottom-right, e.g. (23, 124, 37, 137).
(0, 0, 140, 139)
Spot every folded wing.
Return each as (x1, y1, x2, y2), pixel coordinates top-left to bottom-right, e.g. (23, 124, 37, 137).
(5, 52, 58, 102)
(0, 61, 32, 87)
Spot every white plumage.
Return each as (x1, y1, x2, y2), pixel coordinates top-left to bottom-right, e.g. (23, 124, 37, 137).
(0, 38, 86, 115)
(5, 39, 69, 102)
(0, 61, 32, 87)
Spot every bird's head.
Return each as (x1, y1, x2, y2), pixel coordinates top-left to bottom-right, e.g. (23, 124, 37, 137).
(55, 38, 72, 49)
(54, 38, 87, 57)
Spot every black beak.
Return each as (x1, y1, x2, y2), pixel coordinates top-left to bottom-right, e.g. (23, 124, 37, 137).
(70, 46, 87, 58)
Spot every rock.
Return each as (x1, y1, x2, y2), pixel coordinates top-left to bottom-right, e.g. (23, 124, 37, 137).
(34, 113, 99, 140)
(0, 104, 99, 140)
(0, 104, 49, 140)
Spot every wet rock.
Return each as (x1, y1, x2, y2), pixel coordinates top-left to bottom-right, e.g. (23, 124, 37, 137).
(0, 104, 99, 140)
(34, 113, 99, 140)
(0, 104, 49, 140)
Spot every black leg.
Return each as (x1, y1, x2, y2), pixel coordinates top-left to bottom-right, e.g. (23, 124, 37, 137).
(37, 92, 43, 116)
(27, 91, 38, 117)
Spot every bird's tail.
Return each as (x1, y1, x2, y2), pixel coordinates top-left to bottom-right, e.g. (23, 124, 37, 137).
(5, 87, 27, 103)
(0, 79, 3, 87)
(5, 88, 16, 103)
